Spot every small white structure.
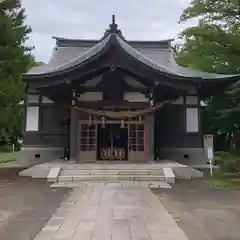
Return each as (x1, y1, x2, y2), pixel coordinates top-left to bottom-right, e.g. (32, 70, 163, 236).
(204, 135, 214, 163)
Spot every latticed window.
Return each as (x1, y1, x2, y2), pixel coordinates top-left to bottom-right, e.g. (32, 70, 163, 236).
(80, 124, 97, 151)
(129, 124, 144, 151)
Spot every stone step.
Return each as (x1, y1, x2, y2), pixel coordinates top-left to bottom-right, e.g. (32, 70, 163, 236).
(64, 165, 165, 171)
(58, 174, 165, 182)
(61, 170, 163, 176)
(50, 181, 171, 189)
(64, 168, 165, 172)
(62, 166, 164, 169)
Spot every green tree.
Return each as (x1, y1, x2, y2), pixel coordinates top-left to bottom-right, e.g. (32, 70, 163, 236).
(0, 0, 33, 145)
(176, 0, 240, 145)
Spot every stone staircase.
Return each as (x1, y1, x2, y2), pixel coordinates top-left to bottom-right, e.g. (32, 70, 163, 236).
(56, 164, 170, 184)
(19, 162, 203, 186)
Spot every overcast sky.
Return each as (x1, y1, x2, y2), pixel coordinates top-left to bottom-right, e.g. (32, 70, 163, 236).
(21, 0, 194, 63)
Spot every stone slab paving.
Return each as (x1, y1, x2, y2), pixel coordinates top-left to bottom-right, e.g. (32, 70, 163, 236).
(34, 183, 188, 240)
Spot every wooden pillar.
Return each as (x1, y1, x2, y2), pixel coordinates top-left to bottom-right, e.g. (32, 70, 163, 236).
(144, 119, 149, 162)
(69, 109, 78, 162)
(145, 114, 155, 162)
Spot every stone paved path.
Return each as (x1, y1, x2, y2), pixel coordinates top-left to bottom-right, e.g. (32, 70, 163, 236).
(34, 183, 189, 240)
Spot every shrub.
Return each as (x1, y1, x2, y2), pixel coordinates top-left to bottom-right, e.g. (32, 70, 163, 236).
(215, 151, 231, 158)
(223, 158, 240, 173)
(214, 155, 224, 166)
(214, 151, 240, 173)
(213, 172, 227, 179)
(0, 145, 14, 153)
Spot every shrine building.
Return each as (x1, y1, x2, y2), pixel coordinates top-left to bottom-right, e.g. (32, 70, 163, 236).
(20, 16, 239, 164)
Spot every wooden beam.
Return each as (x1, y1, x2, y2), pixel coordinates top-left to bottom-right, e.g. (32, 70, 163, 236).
(75, 85, 148, 93)
(75, 100, 150, 109)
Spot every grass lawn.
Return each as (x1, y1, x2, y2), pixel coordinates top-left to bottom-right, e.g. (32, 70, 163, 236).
(207, 151, 240, 189)
(205, 178, 239, 189)
(0, 152, 16, 164)
(205, 172, 240, 189)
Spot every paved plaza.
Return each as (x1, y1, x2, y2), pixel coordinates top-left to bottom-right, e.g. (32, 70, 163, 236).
(1, 171, 240, 240)
(34, 183, 189, 240)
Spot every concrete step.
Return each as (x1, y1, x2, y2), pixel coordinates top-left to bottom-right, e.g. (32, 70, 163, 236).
(58, 174, 165, 182)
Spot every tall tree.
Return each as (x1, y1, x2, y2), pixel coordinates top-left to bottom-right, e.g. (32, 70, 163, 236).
(0, 0, 32, 144)
(176, 0, 240, 143)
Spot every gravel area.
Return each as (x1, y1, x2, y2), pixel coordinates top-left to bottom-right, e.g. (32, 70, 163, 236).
(152, 180, 240, 240)
(0, 169, 70, 240)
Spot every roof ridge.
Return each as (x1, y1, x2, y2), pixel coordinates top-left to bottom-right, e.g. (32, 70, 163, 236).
(52, 36, 173, 44)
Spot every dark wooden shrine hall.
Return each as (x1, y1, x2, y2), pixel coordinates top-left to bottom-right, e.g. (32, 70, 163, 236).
(20, 15, 239, 164)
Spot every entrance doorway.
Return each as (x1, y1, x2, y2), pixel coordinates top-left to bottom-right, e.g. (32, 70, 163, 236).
(97, 124, 128, 161)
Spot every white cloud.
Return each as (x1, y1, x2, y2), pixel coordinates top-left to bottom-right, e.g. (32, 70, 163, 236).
(21, 0, 193, 62)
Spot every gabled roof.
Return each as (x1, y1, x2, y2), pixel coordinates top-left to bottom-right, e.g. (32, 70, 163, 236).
(25, 15, 240, 84)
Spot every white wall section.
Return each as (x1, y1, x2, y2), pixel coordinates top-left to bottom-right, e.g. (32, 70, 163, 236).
(26, 106, 39, 131)
(78, 92, 103, 101)
(124, 92, 148, 102)
(186, 108, 199, 132)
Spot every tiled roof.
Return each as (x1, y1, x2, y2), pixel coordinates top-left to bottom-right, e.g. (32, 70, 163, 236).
(25, 33, 239, 81)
